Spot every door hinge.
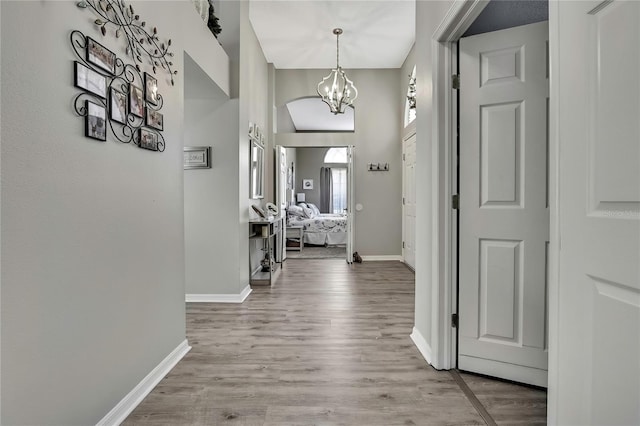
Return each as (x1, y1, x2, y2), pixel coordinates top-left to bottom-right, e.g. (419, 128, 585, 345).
(403, 153, 406, 161)
(452, 194, 459, 210)
(403, 241, 405, 249)
(452, 313, 459, 328)
(452, 74, 460, 90)
(402, 197, 405, 205)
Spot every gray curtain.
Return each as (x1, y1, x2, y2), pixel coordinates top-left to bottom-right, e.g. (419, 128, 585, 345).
(320, 167, 333, 213)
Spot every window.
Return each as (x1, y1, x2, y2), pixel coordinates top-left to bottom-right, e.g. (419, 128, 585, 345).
(331, 168, 347, 214)
(404, 65, 417, 127)
(324, 147, 347, 164)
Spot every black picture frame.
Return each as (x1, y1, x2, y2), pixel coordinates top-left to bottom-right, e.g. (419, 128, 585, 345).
(145, 108, 163, 130)
(129, 84, 144, 118)
(139, 128, 158, 151)
(85, 100, 107, 141)
(144, 72, 158, 105)
(86, 36, 116, 75)
(110, 87, 128, 124)
(74, 61, 107, 99)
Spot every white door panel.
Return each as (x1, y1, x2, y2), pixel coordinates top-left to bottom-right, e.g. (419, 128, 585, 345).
(275, 145, 287, 262)
(555, 1, 640, 424)
(347, 146, 354, 264)
(459, 21, 549, 387)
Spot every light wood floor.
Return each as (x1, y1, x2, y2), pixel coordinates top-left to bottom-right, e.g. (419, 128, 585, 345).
(124, 259, 546, 425)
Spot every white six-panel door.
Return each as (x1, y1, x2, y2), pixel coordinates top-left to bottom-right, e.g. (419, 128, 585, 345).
(403, 134, 417, 269)
(458, 22, 549, 387)
(553, 1, 640, 423)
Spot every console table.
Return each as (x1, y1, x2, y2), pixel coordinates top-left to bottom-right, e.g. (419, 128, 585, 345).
(249, 216, 283, 286)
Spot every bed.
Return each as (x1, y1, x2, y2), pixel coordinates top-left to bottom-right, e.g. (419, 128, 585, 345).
(287, 204, 348, 246)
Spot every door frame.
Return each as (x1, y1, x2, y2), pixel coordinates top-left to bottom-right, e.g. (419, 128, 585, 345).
(430, 0, 560, 419)
(275, 144, 355, 264)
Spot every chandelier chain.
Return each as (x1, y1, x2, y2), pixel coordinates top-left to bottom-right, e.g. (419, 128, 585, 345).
(336, 31, 340, 68)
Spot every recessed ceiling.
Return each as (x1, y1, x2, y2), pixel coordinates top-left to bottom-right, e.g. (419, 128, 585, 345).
(286, 98, 354, 132)
(249, 1, 415, 69)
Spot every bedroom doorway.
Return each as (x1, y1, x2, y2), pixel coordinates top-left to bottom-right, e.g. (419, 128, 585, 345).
(275, 145, 354, 263)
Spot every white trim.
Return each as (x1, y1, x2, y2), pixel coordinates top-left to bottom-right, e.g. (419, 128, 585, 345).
(360, 255, 403, 262)
(459, 355, 548, 388)
(410, 327, 433, 365)
(547, 0, 561, 422)
(96, 339, 191, 426)
(430, 0, 490, 372)
(186, 285, 252, 303)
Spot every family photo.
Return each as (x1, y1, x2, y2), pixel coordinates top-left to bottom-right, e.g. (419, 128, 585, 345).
(129, 84, 144, 117)
(146, 109, 163, 130)
(110, 88, 127, 124)
(86, 37, 116, 74)
(75, 61, 106, 98)
(85, 100, 106, 141)
(139, 128, 158, 151)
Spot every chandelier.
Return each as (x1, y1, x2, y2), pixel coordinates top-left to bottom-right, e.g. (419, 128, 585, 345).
(317, 28, 358, 115)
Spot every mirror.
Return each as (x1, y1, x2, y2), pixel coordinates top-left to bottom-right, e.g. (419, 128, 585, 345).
(250, 139, 264, 199)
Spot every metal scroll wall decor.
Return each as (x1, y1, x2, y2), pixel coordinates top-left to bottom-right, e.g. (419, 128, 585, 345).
(71, 30, 165, 151)
(76, 0, 178, 84)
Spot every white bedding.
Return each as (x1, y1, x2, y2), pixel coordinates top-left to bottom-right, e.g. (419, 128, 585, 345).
(288, 214, 347, 246)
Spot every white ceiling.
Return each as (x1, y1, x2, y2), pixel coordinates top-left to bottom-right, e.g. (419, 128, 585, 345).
(249, 0, 416, 69)
(286, 98, 354, 131)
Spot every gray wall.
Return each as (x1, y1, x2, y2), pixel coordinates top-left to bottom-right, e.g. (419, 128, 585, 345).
(275, 69, 402, 257)
(295, 147, 329, 207)
(183, 0, 270, 296)
(184, 55, 241, 294)
(239, 0, 271, 277)
(0, 1, 229, 424)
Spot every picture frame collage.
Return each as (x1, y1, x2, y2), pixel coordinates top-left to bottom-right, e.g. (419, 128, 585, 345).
(72, 33, 164, 151)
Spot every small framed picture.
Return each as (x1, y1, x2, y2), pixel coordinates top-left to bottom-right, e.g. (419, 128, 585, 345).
(144, 72, 158, 105)
(86, 36, 116, 74)
(74, 61, 107, 98)
(85, 100, 107, 141)
(184, 146, 212, 169)
(139, 128, 158, 151)
(110, 88, 127, 124)
(303, 179, 313, 190)
(146, 108, 163, 130)
(129, 84, 144, 118)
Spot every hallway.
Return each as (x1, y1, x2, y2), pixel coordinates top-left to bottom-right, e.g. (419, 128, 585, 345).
(125, 259, 546, 425)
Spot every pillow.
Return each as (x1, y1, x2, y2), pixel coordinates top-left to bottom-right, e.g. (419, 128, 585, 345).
(297, 202, 308, 209)
(307, 203, 321, 216)
(301, 206, 315, 218)
(287, 205, 305, 217)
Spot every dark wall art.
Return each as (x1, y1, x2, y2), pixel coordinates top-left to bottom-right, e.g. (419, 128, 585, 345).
(71, 30, 165, 152)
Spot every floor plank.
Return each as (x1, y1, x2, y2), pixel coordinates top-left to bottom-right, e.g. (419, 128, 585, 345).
(124, 259, 545, 425)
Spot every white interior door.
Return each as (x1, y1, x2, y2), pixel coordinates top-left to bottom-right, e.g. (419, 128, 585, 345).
(458, 22, 549, 387)
(275, 145, 287, 262)
(553, 1, 640, 423)
(403, 133, 417, 269)
(346, 146, 354, 264)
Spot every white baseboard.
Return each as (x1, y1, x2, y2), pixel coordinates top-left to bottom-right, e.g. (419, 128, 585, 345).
(360, 255, 403, 262)
(97, 339, 191, 426)
(410, 326, 433, 365)
(186, 285, 252, 303)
